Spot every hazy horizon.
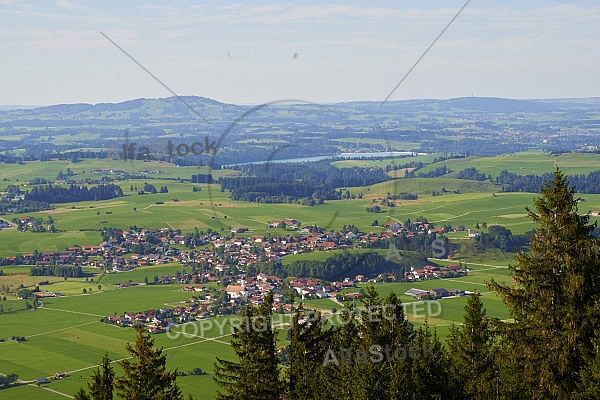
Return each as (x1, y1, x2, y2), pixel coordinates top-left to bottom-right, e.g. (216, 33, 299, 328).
(2, 94, 600, 110)
(1, 1, 598, 106)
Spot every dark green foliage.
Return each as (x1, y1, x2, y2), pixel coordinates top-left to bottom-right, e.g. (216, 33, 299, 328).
(25, 183, 123, 203)
(286, 305, 334, 400)
(88, 353, 114, 400)
(490, 169, 600, 398)
(74, 388, 92, 400)
(474, 225, 534, 253)
(455, 167, 490, 181)
(496, 169, 600, 193)
(275, 251, 401, 280)
(0, 373, 18, 387)
(447, 293, 496, 399)
(115, 327, 183, 400)
(191, 174, 213, 184)
(214, 291, 281, 399)
(30, 265, 83, 277)
(219, 163, 389, 204)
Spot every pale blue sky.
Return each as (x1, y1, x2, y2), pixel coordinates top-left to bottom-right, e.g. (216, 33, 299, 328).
(1, 0, 598, 105)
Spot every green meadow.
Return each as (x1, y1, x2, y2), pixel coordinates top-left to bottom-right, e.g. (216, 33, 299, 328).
(417, 150, 600, 177)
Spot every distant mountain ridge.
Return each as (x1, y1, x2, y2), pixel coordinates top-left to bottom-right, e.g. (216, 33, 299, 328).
(3, 95, 600, 116)
(1, 96, 599, 162)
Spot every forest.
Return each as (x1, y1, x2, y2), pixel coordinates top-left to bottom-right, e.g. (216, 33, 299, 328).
(30, 265, 83, 278)
(453, 167, 600, 193)
(261, 251, 402, 280)
(219, 163, 389, 204)
(24, 183, 124, 203)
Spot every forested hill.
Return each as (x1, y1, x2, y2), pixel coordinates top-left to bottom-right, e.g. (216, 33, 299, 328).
(1, 96, 600, 165)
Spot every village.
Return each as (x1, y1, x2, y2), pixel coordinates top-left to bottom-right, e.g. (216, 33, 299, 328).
(2, 216, 469, 333)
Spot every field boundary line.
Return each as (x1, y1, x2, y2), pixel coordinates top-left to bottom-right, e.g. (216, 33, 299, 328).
(27, 382, 74, 398)
(428, 258, 510, 268)
(64, 332, 234, 376)
(39, 306, 104, 317)
(441, 278, 488, 287)
(28, 321, 99, 338)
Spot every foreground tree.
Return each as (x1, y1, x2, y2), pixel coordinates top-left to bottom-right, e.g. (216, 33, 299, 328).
(74, 352, 115, 400)
(115, 327, 183, 400)
(89, 353, 115, 399)
(214, 291, 281, 399)
(286, 304, 334, 400)
(447, 293, 496, 399)
(490, 169, 600, 398)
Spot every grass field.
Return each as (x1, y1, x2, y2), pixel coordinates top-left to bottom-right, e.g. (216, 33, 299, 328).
(417, 150, 600, 177)
(6, 188, 599, 256)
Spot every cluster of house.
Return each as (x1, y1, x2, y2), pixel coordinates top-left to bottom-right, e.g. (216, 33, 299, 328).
(104, 271, 369, 333)
(404, 287, 466, 300)
(404, 264, 468, 281)
(103, 294, 213, 333)
(3, 218, 472, 314)
(266, 218, 301, 229)
(104, 275, 293, 332)
(289, 277, 359, 300)
(2, 213, 462, 271)
(90, 168, 163, 179)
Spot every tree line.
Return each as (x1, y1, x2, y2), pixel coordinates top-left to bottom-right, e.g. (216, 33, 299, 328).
(30, 265, 83, 278)
(24, 183, 124, 203)
(219, 163, 388, 204)
(191, 173, 214, 183)
(261, 251, 402, 280)
(453, 167, 600, 194)
(474, 225, 534, 253)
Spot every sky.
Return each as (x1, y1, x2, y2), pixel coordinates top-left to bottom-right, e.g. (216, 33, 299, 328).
(1, 0, 599, 106)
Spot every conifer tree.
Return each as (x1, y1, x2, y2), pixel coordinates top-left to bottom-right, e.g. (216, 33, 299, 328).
(286, 304, 334, 400)
(115, 326, 183, 400)
(214, 291, 281, 399)
(320, 304, 361, 398)
(447, 293, 496, 399)
(89, 352, 115, 400)
(490, 169, 600, 398)
(73, 352, 114, 400)
(74, 388, 91, 400)
(409, 323, 451, 399)
(355, 287, 413, 399)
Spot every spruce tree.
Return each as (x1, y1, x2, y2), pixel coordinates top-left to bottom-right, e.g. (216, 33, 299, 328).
(489, 169, 600, 398)
(73, 353, 114, 400)
(355, 288, 414, 399)
(214, 291, 281, 399)
(115, 326, 183, 400)
(74, 388, 92, 400)
(286, 304, 334, 400)
(409, 323, 451, 399)
(320, 303, 361, 398)
(447, 293, 496, 399)
(89, 352, 115, 400)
